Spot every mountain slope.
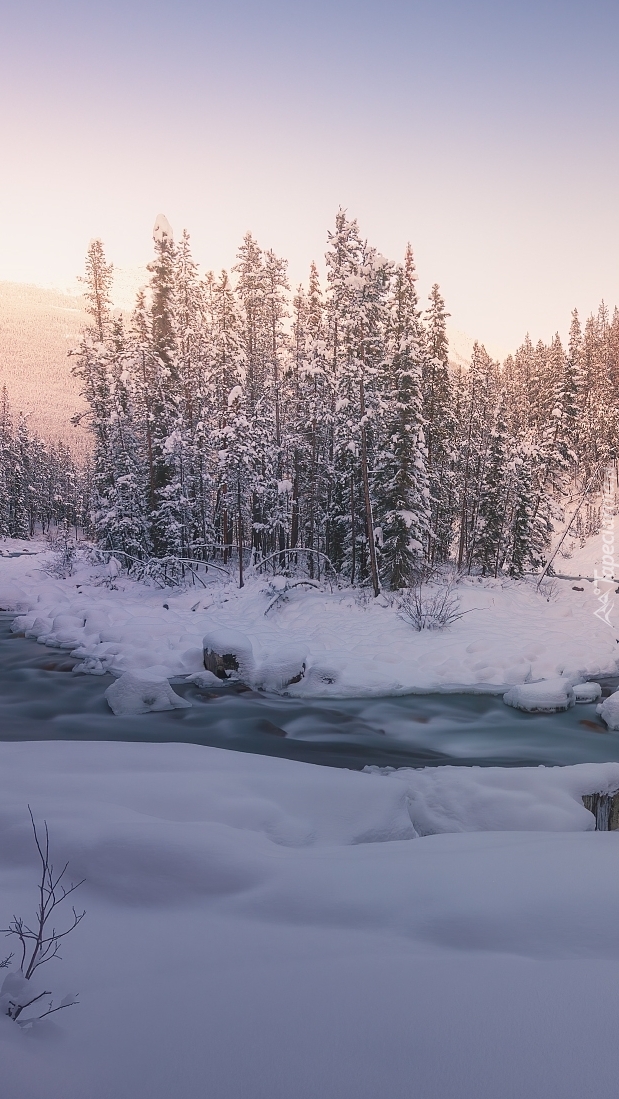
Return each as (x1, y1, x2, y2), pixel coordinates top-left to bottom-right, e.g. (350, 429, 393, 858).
(0, 281, 86, 444)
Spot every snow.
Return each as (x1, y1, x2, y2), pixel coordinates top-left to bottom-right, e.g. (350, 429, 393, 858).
(573, 681, 602, 702)
(503, 677, 576, 713)
(2, 539, 619, 697)
(597, 690, 619, 729)
(202, 625, 254, 678)
(104, 669, 193, 715)
(152, 213, 173, 242)
(1, 741, 619, 1097)
(552, 508, 619, 580)
(5, 541, 619, 1094)
(185, 668, 224, 688)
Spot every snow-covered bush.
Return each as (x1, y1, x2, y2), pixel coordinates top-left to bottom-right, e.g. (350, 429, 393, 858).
(398, 582, 464, 631)
(43, 528, 79, 579)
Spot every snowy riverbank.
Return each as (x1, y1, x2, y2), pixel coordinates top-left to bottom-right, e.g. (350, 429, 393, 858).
(3, 541, 619, 1096)
(1, 539, 618, 696)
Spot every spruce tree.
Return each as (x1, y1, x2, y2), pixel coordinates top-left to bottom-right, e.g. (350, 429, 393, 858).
(473, 397, 510, 576)
(423, 283, 457, 563)
(376, 246, 430, 589)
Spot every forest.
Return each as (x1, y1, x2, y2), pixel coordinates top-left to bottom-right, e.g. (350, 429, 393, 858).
(2, 210, 618, 591)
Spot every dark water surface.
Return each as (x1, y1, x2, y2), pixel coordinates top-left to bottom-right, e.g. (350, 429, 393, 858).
(2, 616, 619, 770)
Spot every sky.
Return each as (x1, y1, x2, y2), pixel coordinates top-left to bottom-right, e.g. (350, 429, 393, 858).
(1, 0, 619, 355)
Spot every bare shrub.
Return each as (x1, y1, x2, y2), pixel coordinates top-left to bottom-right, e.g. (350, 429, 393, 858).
(536, 577, 560, 603)
(398, 582, 466, 631)
(1, 807, 85, 1025)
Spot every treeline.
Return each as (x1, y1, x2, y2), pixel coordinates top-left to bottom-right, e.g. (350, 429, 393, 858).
(9, 210, 619, 589)
(0, 386, 86, 538)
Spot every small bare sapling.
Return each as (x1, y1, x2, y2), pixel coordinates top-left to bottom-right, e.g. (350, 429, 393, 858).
(398, 581, 466, 631)
(0, 807, 85, 1025)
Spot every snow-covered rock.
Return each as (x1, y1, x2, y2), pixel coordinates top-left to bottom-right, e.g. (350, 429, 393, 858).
(104, 670, 192, 715)
(597, 691, 619, 729)
(24, 615, 53, 639)
(0, 581, 28, 611)
(202, 626, 254, 679)
(254, 644, 308, 691)
(573, 682, 603, 703)
(503, 677, 576, 713)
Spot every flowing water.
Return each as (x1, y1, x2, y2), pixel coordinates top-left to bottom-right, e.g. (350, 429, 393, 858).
(3, 615, 619, 770)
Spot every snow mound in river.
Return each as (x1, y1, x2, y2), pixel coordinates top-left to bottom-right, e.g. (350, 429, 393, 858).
(105, 669, 192, 715)
(573, 682, 602, 702)
(503, 677, 576, 712)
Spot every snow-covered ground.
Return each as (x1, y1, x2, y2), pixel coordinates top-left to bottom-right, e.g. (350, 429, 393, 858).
(1, 539, 618, 697)
(2, 741, 619, 1099)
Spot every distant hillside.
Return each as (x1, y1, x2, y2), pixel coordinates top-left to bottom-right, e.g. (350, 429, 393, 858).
(0, 277, 504, 449)
(0, 282, 87, 445)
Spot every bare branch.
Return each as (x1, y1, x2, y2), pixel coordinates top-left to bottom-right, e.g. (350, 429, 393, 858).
(1, 807, 86, 1022)
(36, 997, 80, 1020)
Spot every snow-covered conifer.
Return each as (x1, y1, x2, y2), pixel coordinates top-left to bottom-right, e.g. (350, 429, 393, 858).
(423, 283, 457, 563)
(376, 246, 430, 589)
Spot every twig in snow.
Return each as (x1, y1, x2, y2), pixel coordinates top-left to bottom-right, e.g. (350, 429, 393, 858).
(264, 580, 321, 616)
(1, 807, 85, 1024)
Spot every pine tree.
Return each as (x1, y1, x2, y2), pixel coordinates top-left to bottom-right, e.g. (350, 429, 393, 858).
(286, 263, 332, 574)
(71, 240, 116, 547)
(0, 386, 12, 538)
(208, 270, 246, 560)
(473, 397, 510, 576)
(508, 437, 553, 576)
(148, 214, 183, 557)
(423, 283, 457, 563)
(326, 210, 387, 593)
(215, 384, 259, 587)
(234, 233, 266, 411)
(376, 247, 430, 589)
(79, 239, 114, 342)
(455, 343, 498, 569)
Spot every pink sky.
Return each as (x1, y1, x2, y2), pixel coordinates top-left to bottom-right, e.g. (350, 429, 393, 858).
(2, 0, 618, 354)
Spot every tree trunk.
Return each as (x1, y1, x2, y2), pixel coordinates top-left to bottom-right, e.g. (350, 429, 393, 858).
(237, 478, 244, 588)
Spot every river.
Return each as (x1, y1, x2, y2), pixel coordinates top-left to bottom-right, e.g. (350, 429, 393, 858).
(3, 615, 619, 770)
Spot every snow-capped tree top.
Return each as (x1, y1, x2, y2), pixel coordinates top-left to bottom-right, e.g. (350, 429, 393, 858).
(153, 214, 173, 243)
(228, 384, 243, 406)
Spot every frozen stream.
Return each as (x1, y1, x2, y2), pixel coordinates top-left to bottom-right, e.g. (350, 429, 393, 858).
(3, 615, 619, 769)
